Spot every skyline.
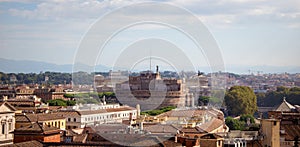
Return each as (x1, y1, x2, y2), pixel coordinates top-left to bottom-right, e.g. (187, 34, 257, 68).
(1, 0, 300, 73)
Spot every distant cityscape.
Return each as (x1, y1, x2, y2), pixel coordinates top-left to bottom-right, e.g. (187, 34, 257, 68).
(0, 67, 300, 146)
(1, 0, 300, 146)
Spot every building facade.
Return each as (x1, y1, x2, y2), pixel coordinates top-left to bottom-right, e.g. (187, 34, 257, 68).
(0, 102, 16, 146)
(13, 123, 61, 143)
(15, 113, 66, 130)
(115, 66, 186, 110)
(57, 105, 137, 129)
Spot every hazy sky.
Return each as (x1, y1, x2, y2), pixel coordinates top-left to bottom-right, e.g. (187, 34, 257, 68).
(1, 0, 300, 70)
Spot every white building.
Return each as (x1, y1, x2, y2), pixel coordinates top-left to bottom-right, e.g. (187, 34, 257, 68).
(66, 103, 121, 111)
(57, 105, 138, 129)
(0, 102, 16, 146)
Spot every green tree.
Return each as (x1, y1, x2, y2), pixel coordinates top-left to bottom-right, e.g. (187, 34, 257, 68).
(64, 93, 75, 98)
(225, 86, 257, 116)
(199, 96, 210, 105)
(47, 99, 76, 106)
(225, 117, 245, 130)
(239, 114, 255, 124)
(141, 106, 176, 116)
(66, 100, 76, 106)
(47, 99, 67, 106)
(277, 86, 290, 93)
(256, 86, 300, 107)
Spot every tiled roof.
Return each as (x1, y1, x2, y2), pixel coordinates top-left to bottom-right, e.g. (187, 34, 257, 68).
(14, 114, 30, 122)
(14, 123, 61, 134)
(143, 124, 179, 134)
(0, 101, 17, 111)
(78, 109, 107, 115)
(180, 127, 207, 134)
(93, 124, 128, 133)
(73, 134, 88, 143)
(5, 140, 43, 147)
(198, 118, 224, 133)
(274, 98, 295, 112)
(281, 124, 300, 141)
(157, 109, 206, 118)
(15, 113, 65, 122)
(65, 129, 78, 136)
(54, 111, 81, 117)
(129, 136, 164, 147)
(105, 106, 136, 112)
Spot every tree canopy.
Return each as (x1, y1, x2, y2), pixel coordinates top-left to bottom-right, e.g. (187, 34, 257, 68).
(141, 106, 176, 116)
(47, 99, 76, 106)
(225, 117, 245, 130)
(225, 86, 257, 116)
(198, 96, 222, 106)
(257, 86, 300, 107)
(225, 114, 258, 131)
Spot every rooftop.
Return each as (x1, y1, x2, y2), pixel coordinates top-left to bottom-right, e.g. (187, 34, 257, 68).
(5, 140, 43, 147)
(13, 123, 61, 135)
(15, 113, 65, 122)
(274, 97, 296, 112)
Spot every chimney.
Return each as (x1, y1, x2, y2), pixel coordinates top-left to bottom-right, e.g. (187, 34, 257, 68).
(139, 122, 143, 130)
(3, 96, 8, 101)
(129, 113, 133, 122)
(136, 104, 141, 118)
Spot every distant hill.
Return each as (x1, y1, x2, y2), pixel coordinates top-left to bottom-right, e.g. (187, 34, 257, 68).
(225, 65, 300, 74)
(0, 58, 299, 73)
(0, 58, 110, 73)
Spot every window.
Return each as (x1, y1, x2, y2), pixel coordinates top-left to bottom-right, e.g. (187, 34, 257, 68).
(68, 118, 71, 122)
(273, 121, 277, 126)
(73, 118, 76, 122)
(8, 123, 12, 131)
(2, 124, 5, 134)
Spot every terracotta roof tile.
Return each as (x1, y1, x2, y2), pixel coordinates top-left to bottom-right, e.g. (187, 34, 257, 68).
(156, 108, 220, 118)
(180, 127, 207, 134)
(14, 123, 61, 134)
(73, 134, 88, 143)
(5, 140, 43, 147)
(281, 124, 300, 141)
(54, 111, 81, 117)
(143, 124, 179, 134)
(15, 113, 65, 122)
(198, 118, 224, 132)
(274, 98, 296, 112)
(0, 101, 17, 111)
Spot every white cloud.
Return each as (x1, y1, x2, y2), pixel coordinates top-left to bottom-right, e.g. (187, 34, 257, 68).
(5, 0, 300, 28)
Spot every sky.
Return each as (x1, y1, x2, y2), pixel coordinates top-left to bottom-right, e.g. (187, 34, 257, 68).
(1, 0, 300, 73)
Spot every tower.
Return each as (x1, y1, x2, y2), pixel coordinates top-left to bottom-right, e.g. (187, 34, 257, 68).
(155, 65, 161, 80)
(136, 104, 141, 118)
